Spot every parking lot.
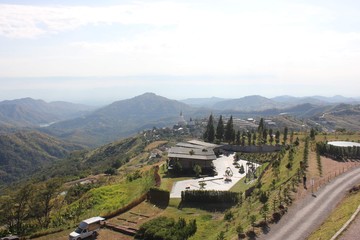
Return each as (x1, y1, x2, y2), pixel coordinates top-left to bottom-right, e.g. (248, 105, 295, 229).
(170, 153, 259, 198)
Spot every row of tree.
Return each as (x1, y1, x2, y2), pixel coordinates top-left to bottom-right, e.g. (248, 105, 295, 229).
(317, 142, 360, 160)
(203, 114, 296, 146)
(0, 179, 62, 236)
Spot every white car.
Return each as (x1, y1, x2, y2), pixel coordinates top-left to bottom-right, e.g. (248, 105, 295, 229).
(69, 216, 105, 240)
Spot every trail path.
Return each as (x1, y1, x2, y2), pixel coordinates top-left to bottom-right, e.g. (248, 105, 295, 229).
(258, 166, 360, 240)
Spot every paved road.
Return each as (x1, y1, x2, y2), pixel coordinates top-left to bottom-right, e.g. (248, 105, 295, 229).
(338, 209, 360, 240)
(259, 166, 360, 240)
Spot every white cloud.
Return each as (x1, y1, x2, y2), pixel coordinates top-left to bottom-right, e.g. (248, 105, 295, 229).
(0, 0, 359, 97)
(0, 2, 187, 38)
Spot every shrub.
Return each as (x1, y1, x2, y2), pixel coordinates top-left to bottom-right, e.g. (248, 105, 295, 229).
(224, 210, 233, 221)
(136, 216, 196, 240)
(104, 167, 117, 175)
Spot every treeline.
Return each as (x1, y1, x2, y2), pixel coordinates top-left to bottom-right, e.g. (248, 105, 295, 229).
(203, 115, 299, 146)
(0, 179, 63, 236)
(235, 152, 279, 163)
(0, 167, 157, 237)
(181, 190, 239, 204)
(317, 142, 360, 160)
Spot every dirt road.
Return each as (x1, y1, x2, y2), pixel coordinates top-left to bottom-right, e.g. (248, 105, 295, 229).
(258, 166, 360, 240)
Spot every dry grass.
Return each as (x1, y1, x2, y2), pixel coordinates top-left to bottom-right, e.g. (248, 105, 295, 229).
(144, 140, 168, 151)
(307, 191, 360, 240)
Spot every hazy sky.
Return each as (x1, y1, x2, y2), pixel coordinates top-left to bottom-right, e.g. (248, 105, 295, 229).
(1, 0, 360, 104)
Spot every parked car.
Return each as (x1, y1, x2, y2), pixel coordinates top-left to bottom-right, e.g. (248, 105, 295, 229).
(69, 216, 105, 240)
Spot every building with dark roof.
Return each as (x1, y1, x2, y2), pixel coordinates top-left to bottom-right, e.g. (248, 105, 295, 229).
(168, 140, 219, 170)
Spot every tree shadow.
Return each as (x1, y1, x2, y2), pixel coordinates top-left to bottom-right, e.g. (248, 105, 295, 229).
(245, 230, 257, 240)
(178, 201, 235, 212)
(260, 222, 270, 234)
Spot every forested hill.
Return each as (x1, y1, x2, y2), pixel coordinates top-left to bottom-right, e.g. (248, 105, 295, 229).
(0, 131, 85, 185)
(0, 97, 94, 127)
(44, 93, 195, 146)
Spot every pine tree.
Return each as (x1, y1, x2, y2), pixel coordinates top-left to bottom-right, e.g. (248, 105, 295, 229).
(215, 115, 224, 142)
(275, 130, 280, 145)
(257, 118, 265, 144)
(236, 130, 241, 145)
(310, 128, 316, 140)
(241, 131, 246, 146)
(290, 130, 294, 144)
(203, 114, 215, 143)
(258, 118, 265, 133)
(269, 129, 274, 145)
(247, 131, 252, 146)
(283, 127, 288, 145)
(252, 130, 257, 145)
(263, 129, 268, 144)
(224, 115, 234, 144)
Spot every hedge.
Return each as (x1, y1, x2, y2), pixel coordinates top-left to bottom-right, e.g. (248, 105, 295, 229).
(181, 190, 239, 204)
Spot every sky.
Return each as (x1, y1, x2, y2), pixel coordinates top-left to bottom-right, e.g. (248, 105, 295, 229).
(0, 0, 360, 105)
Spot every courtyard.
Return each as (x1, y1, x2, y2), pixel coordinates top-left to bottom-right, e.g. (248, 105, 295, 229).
(170, 153, 260, 198)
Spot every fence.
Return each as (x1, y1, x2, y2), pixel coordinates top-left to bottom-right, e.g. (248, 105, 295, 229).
(295, 161, 360, 199)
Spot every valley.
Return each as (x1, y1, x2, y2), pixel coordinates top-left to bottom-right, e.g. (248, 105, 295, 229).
(0, 93, 359, 240)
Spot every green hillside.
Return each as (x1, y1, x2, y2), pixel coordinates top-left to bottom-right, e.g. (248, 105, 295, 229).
(44, 93, 195, 146)
(0, 98, 94, 127)
(0, 118, 359, 240)
(0, 131, 84, 185)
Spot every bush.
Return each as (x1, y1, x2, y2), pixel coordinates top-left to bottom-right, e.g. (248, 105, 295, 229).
(136, 216, 197, 240)
(224, 210, 233, 221)
(104, 167, 117, 175)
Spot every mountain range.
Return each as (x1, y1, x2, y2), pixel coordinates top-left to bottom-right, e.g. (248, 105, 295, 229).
(181, 95, 360, 110)
(42, 93, 196, 146)
(0, 92, 359, 185)
(0, 93, 359, 148)
(0, 98, 95, 128)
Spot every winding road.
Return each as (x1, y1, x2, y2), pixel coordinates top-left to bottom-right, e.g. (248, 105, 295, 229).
(258, 166, 360, 240)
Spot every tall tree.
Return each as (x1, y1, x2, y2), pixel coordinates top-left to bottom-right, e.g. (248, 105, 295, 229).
(252, 130, 256, 145)
(275, 130, 280, 145)
(224, 115, 234, 143)
(247, 131, 252, 146)
(241, 131, 246, 146)
(0, 184, 33, 235)
(257, 118, 265, 133)
(215, 115, 224, 142)
(310, 128, 316, 140)
(290, 130, 294, 144)
(232, 129, 236, 143)
(257, 118, 265, 144)
(283, 127, 288, 145)
(262, 129, 268, 145)
(269, 129, 274, 145)
(29, 179, 62, 228)
(236, 130, 241, 145)
(203, 114, 215, 143)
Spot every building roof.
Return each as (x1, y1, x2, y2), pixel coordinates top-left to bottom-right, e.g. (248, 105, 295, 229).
(176, 142, 207, 149)
(187, 139, 220, 148)
(168, 146, 216, 161)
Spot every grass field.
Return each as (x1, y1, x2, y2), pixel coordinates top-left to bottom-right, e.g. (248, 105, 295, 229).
(307, 189, 360, 240)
